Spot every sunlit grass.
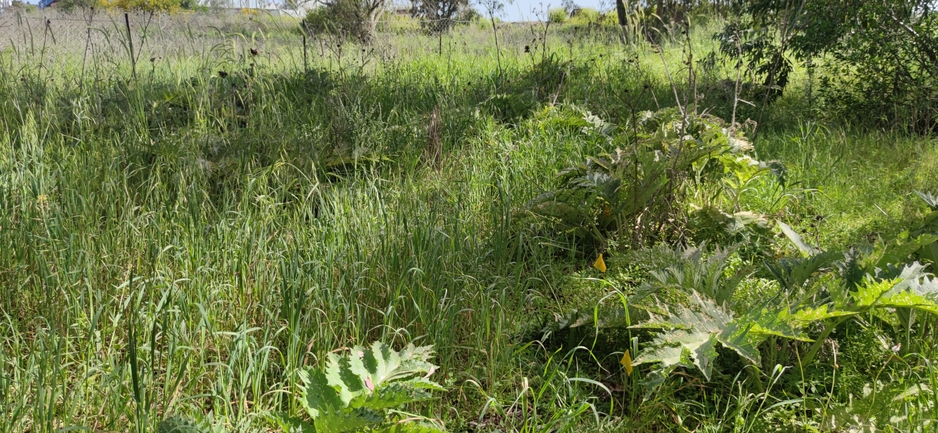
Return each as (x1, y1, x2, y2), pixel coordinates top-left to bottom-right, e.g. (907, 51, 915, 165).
(0, 8, 936, 433)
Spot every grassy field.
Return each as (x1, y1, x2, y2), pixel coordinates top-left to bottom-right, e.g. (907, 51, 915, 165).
(1, 7, 937, 433)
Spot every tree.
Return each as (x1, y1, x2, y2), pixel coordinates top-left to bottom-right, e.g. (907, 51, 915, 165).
(721, 0, 938, 132)
(302, 0, 386, 44)
(410, 0, 468, 33)
(561, 0, 579, 16)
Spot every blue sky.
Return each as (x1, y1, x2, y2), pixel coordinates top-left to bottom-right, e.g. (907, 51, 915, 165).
(488, 0, 612, 22)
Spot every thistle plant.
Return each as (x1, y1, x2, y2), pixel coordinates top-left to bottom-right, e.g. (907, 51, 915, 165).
(276, 342, 446, 433)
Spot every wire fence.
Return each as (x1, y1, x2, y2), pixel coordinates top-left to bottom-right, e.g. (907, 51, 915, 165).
(0, 7, 635, 81)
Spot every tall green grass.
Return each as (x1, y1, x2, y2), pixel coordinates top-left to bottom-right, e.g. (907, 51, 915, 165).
(0, 9, 936, 432)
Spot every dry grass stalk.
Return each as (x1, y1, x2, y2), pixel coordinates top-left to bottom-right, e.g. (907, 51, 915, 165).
(425, 105, 442, 170)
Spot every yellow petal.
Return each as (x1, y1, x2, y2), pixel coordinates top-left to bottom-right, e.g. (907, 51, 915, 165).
(593, 253, 607, 273)
(621, 349, 633, 376)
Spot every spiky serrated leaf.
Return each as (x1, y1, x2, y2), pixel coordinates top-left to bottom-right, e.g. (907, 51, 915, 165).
(366, 341, 402, 386)
(633, 292, 735, 380)
(854, 278, 899, 309)
(766, 251, 840, 290)
(157, 415, 203, 433)
(404, 377, 447, 391)
(314, 407, 384, 433)
(269, 414, 316, 433)
(632, 245, 750, 308)
(892, 262, 938, 297)
(869, 265, 938, 314)
(296, 342, 444, 433)
(693, 334, 720, 379)
(874, 233, 938, 269)
(787, 304, 856, 322)
(632, 338, 686, 368)
(356, 381, 436, 411)
(529, 200, 592, 227)
(635, 292, 810, 380)
(742, 307, 812, 342)
(893, 384, 932, 401)
(716, 320, 761, 365)
(915, 190, 938, 210)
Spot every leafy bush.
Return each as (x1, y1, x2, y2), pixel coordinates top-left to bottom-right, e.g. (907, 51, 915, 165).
(301, 4, 352, 38)
(686, 207, 774, 260)
(719, 0, 938, 133)
(548, 7, 567, 23)
(522, 107, 776, 253)
(301, 0, 386, 44)
(99, 0, 180, 13)
(276, 342, 446, 433)
(410, 0, 468, 33)
(605, 193, 938, 392)
(567, 8, 616, 27)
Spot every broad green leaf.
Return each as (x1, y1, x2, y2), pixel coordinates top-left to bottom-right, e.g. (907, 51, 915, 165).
(778, 221, 820, 257)
(299, 368, 343, 419)
(717, 320, 761, 365)
(326, 352, 364, 406)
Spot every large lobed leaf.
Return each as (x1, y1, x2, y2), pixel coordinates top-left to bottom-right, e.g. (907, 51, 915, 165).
(633, 291, 802, 381)
(296, 342, 443, 433)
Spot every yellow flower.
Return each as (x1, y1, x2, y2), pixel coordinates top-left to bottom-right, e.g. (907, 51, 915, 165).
(593, 253, 606, 273)
(621, 349, 633, 376)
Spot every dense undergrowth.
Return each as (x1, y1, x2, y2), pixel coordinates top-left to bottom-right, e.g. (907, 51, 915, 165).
(1, 8, 937, 433)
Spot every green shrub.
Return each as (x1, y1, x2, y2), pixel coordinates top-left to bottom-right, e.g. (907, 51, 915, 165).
(567, 8, 617, 26)
(567, 7, 599, 25)
(548, 7, 567, 23)
(300, 0, 381, 43)
(301, 5, 347, 37)
(523, 107, 775, 253)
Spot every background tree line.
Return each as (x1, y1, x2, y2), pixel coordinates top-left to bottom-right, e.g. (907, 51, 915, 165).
(20, 0, 933, 133)
(300, 0, 936, 133)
